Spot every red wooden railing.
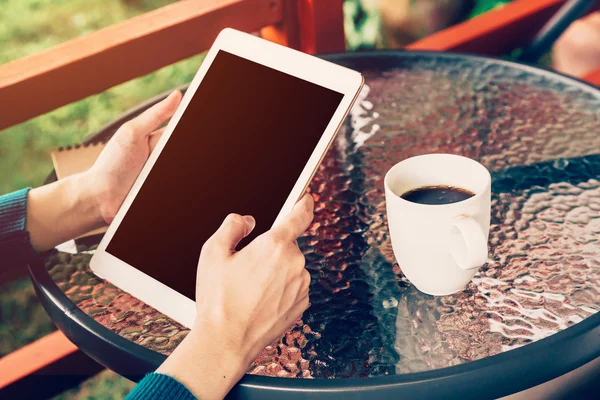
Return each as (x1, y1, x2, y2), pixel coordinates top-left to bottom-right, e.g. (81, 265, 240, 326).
(408, 0, 569, 54)
(0, 0, 598, 398)
(0, 331, 103, 399)
(584, 68, 600, 86)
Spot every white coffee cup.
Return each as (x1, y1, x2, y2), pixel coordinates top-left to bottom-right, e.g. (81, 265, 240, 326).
(384, 154, 491, 296)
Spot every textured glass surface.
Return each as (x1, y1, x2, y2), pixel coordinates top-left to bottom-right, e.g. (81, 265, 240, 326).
(46, 53, 600, 379)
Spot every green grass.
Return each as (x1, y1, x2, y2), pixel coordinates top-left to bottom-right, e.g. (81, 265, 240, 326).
(0, 278, 55, 357)
(53, 370, 136, 400)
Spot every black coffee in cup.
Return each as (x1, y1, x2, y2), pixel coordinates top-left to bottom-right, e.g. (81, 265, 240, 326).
(401, 185, 474, 205)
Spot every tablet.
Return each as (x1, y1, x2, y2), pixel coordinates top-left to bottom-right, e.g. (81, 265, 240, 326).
(90, 28, 363, 328)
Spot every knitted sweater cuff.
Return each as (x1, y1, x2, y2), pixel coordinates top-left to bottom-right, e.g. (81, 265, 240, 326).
(125, 373, 196, 400)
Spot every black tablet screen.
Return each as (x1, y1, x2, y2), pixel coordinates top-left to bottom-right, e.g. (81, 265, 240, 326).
(106, 50, 344, 300)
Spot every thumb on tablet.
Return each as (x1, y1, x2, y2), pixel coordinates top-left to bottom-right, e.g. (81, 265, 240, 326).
(210, 214, 256, 256)
(272, 194, 314, 241)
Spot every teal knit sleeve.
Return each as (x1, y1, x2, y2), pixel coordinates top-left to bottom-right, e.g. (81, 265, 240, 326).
(0, 188, 39, 273)
(126, 373, 196, 400)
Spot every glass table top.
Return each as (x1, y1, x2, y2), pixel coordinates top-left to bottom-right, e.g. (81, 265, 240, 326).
(45, 52, 600, 379)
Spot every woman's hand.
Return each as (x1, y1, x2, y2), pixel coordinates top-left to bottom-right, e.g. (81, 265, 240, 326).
(26, 91, 182, 252)
(196, 194, 313, 363)
(88, 90, 182, 225)
(157, 194, 314, 400)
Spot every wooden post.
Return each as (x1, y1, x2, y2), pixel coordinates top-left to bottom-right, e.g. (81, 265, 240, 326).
(261, 0, 346, 54)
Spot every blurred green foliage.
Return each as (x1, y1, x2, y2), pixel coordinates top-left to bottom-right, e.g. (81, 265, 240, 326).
(469, 0, 513, 18)
(344, 0, 380, 50)
(0, 278, 55, 357)
(53, 370, 136, 400)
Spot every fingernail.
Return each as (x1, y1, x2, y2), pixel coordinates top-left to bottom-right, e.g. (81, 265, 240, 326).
(303, 194, 313, 208)
(243, 215, 255, 228)
(167, 91, 179, 102)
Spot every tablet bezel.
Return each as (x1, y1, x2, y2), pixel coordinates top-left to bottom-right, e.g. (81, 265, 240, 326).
(90, 28, 364, 328)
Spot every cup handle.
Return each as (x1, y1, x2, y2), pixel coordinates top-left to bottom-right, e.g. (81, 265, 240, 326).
(450, 216, 488, 270)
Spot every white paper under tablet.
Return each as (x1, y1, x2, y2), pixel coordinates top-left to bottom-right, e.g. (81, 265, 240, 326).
(105, 50, 343, 301)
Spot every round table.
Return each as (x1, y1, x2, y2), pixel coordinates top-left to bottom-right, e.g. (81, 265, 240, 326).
(31, 51, 600, 399)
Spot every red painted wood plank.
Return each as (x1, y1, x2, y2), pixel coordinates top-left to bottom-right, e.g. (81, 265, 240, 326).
(583, 68, 600, 86)
(300, 0, 346, 54)
(0, 331, 103, 398)
(407, 0, 566, 54)
(0, 331, 78, 388)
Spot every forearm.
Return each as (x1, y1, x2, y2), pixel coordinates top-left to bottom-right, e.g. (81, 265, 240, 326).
(157, 326, 248, 400)
(26, 173, 104, 252)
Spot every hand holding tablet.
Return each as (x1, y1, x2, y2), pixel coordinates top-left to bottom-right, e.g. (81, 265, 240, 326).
(88, 91, 183, 226)
(157, 195, 314, 399)
(90, 28, 363, 328)
(17, 26, 363, 400)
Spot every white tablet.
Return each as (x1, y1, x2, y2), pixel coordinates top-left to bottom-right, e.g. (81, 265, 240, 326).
(90, 28, 363, 328)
